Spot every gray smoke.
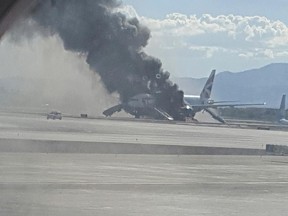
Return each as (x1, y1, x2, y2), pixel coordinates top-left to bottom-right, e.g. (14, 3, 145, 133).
(30, 0, 184, 117)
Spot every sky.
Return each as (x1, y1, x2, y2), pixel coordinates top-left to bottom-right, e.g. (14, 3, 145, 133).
(122, 0, 288, 77)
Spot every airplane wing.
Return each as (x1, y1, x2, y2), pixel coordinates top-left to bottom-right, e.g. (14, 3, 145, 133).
(103, 104, 123, 117)
(211, 100, 239, 104)
(204, 108, 226, 124)
(191, 102, 266, 109)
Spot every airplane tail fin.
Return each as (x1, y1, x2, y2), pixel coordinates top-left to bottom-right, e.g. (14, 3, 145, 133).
(200, 70, 216, 100)
(279, 94, 286, 119)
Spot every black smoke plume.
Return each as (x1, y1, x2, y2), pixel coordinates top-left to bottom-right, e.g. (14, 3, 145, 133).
(31, 0, 185, 119)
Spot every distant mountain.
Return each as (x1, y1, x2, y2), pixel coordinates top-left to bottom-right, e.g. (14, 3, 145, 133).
(173, 63, 288, 108)
(1, 63, 287, 109)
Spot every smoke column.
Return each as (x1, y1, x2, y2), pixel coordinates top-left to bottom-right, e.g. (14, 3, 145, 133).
(31, 0, 184, 118)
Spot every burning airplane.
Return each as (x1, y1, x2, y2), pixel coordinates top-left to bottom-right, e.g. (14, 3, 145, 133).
(103, 91, 193, 121)
(103, 69, 266, 123)
(26, 0, 189, 121)
(1, 0, 201, 121)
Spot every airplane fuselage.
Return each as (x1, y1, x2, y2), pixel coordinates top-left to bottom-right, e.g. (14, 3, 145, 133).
(184, 95, 201, 104)
(122, 93, 192, 121)
(123, 94, 157, 118)
(184, 95, 209, 113)
(184, 95, 214, 105)
(126, 94, 156, 109)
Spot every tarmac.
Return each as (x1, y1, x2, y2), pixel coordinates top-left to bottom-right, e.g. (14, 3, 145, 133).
(0, 112, 288, 216)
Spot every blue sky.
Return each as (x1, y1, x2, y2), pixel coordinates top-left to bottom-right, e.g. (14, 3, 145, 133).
(122, 0, 288, 77)
(122, 0, 288, 23)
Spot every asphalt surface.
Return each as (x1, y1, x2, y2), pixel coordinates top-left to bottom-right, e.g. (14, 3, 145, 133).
(0, 112, 288, 216)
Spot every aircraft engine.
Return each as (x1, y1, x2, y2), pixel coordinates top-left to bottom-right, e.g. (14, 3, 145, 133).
(155, 73, 161, 79)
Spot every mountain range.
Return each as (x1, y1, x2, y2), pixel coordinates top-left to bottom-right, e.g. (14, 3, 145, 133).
(173, 63, 288, 108)
(0, 63, 287, 110)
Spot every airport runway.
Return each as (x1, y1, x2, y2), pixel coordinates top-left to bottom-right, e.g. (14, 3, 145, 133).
(0, 112, 287, 150)
(0, 112, 288, 216)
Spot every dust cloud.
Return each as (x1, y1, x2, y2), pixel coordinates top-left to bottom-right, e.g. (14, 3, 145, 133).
(0, 25, 118, 116)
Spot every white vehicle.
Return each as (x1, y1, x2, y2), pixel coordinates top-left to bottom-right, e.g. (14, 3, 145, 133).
(47, 111, 62, 120)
